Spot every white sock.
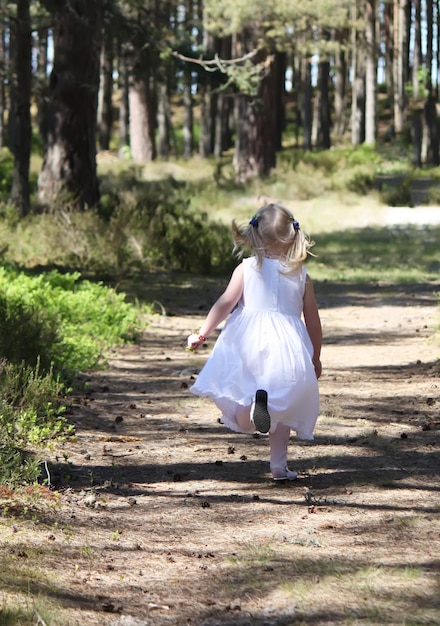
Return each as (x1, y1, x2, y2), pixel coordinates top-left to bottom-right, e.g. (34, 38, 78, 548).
(269, 422, 291, 471)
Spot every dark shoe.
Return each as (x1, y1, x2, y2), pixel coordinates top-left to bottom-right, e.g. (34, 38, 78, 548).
(250, 389, 271, 434)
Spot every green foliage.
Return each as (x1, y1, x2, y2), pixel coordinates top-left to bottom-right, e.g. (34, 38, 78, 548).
(0, 266, 143, 486)
(0, 173, 235, 276)
(380, 177, 413, 207)
(0, 148, 13, 199)
(0, 359, 68, 485)
(0, 267, 141, 376)
(310, 224, 440, 284)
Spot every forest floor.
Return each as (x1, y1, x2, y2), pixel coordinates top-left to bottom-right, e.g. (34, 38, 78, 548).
(1, 223, 440, 625)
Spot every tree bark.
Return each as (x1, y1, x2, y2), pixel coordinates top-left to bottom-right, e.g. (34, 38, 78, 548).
(423, 90, 439, 165)
(97, 29, 114, 151)
(38, 0, 104, 209)
(182, 63, 193, 158)
(0, 20, 6, 147)
(10, 0, 32, 217)
(351, 4, 366, 145)
(318, 50, 331, 149)
(303, 57, 313, 150)
(365, 0, 377, 145)
(35, 26, 49, 145)
(393, 0, 408, 134)
(334, 29, 348, 137)
(118, 42, 130, 150)
(233, 48, 277, 181)
(214, 35, 233, 157)
(129, 76, 156, 163)
(157, 81, 173, 158)
(384, 2, 394, 112)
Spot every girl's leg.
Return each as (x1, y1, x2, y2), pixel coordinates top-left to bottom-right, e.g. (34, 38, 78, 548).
(269, 422, 290, 469)
(269, 423, 297, 479)
(235, 405, 253, 432)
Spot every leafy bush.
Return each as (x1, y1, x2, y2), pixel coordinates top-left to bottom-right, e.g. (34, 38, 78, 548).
(1, 178, 235, 275)
(0, 267, 141, 377)
(0, 360, 69, 485)
(0, 266, 143, 485)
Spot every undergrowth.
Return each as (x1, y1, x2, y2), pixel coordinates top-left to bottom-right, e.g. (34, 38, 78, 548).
(0, 266, 144, 486)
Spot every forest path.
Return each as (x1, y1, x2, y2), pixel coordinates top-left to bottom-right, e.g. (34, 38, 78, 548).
(11, 273, 437, 625)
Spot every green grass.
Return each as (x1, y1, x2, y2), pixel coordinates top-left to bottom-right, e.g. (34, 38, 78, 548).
(308, 224, 440, 284)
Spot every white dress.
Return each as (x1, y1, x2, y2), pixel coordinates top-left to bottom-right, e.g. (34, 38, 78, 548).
(190, 257, 319, 439)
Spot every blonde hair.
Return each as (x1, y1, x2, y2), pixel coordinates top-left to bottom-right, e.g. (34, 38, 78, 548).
(231, 203, 314, 274)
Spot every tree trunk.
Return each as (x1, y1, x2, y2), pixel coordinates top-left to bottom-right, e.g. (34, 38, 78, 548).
(436, 0, 440, 99)
(0, 20, 6, 147)
(412, 0, 422, 98)
(384, 2, 394, 111)
(97, 29, 114, 151)
(423, 90, 439, 165)
(334, 29, 348, 136)
(129, 77, 156, 163)
(393, 0, 408, 134)
(274, 51, 286, 151)
(411, 106, 423, 167)
(233, 48, 277, 182)
(318, 51, 331, 149)
(351, 4, 366, 145)
(10, 0, 32, 217)
(303, 58, 313, 150)
(7, 18, 16, 154)
(426, 0, 433, 87)
(126, 19, 157, 165)
(182, 63, 193, 158)
(365, 0, 377, 145)
(38, 0, 104, 209)
(35, 26, 49, 145)
(157, 82, 170, 158)
(118, 43, 130, 150)
(214, 35, 233, 157)
(199, 83, 214, 157)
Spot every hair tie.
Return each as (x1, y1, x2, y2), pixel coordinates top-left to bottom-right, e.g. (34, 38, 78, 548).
(292, 219, 300, 232)
(249, 214, 259, 228)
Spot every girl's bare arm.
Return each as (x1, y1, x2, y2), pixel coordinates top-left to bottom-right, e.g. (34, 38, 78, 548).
(303, 275, 322, 378)
(188, 264, 244, 349)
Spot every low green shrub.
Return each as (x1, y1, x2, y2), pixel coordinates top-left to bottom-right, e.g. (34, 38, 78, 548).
(0, 267, 141, 376)
(0, 266, 143, 486)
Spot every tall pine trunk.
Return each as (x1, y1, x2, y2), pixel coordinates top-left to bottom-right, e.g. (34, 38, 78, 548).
(118, 42, 130, 150)
(233, 45, 277, 181)
(129, 76, 156, 163)
(365, 0, 377, 145)
(38, 0, 104, 209)
(318, 48, 331, 149)
(0, 20, 6, 147)
(10, 0, 32, 216)
(393, 0, 408, 134)
(334, 29, 348, 137)
(303, 57, 313, 150)
(351, 4, 366, 145)
(97, 29, 114, 151)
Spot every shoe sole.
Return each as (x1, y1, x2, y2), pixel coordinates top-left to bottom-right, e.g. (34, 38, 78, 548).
(251, 389, 271, 433)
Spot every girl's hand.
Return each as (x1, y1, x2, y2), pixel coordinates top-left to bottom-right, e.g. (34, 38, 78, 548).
(313, 358, 322, 379)
(187, 334, 205, 351)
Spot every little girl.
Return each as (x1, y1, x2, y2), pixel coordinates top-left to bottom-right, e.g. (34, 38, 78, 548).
(187, 203, 322, 481)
